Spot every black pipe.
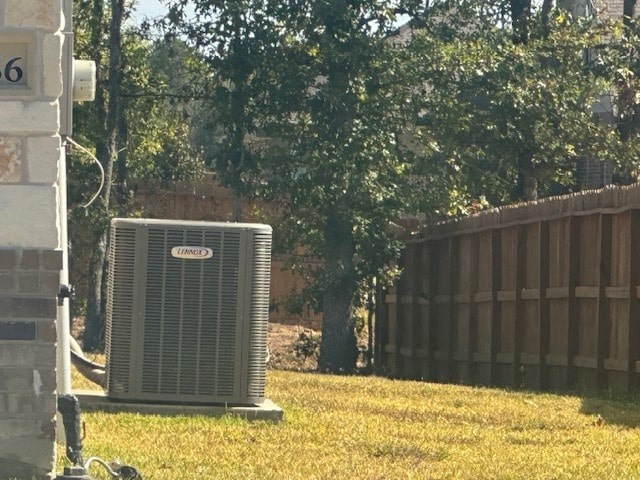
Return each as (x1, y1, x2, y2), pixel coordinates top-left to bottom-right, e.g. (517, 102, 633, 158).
(57, 394, 84, 465)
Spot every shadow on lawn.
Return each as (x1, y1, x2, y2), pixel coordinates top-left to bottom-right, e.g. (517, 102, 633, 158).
(580, 393, 640, 428)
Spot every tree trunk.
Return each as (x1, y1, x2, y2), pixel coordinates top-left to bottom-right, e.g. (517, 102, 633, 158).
(319, 284, 357, 373)
(83, 0, 125, 350)
(511, 0, 532, 44)
(232, 194, 243, 222)
(316, 5, 360, 373)
(541, 0, 554, 34)
(83, 235, 108, 350)
(229, 43, 248, 223)
(115, 107, 129, 208)
(82, 0, 106, 350)
(517, 170, 538, 201)
(230, 69, 245, 226)
(624, 0, 637, 20)
(365, 290, 375, 372)
(318, 212, 358, 372)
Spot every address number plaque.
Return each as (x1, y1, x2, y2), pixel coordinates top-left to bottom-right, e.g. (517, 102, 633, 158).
(0, 43, 27, 88)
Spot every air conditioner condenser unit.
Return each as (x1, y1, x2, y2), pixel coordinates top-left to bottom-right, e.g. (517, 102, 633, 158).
(104, 218, 272, 406)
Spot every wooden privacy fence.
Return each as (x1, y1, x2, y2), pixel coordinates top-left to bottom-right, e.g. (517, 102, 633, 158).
(378, 184, 640, 392)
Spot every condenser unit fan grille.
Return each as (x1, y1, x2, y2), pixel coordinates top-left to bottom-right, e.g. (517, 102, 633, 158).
(141, 228, 241, 397)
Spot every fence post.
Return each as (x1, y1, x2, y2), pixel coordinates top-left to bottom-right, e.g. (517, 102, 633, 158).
(539, 220, 550, 390)
(451, 235, 477, 384)
(374, 285, 387, 374)
(467, 234, 479, 384)
(604, 211, 635, 390)
(389, 270, 402, 377)
(490, 228, 502, 385)
(448, 236, 459, 381)
(596, 213, 612, 391)
(566, 216, 581, 389)
(398, 247, 411, 378)
(416, 240, 434, 381)
(510, 225, 526, 387)
(627, 210, 640, 390)
(433, 237, 456, 382)
(426, 240, 440, 381)
(401, 242, 423, 379)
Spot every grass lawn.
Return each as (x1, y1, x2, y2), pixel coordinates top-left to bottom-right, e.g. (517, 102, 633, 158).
(58, 370, 640, 479)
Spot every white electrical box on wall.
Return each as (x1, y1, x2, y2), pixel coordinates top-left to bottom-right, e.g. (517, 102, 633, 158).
(72, 59, 96, 102)
(60, 0, 96, 137)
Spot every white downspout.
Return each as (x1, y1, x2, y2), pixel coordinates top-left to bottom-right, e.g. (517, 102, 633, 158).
(57, 0, 74, 397)
(57, 145, 72, 396)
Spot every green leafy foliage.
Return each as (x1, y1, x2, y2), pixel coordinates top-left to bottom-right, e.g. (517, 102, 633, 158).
(292, 331, 321, 361)
(588, 15, 640, 163)
(410, 7, 631, 206)
(163, 0, 285, 201)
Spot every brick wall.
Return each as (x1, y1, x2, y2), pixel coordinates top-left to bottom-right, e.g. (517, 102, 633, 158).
(0, 1, 65, 478)
(0, 250, 61, 479)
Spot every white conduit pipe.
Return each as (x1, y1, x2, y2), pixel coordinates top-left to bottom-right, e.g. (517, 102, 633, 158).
(57, 141, 72, 396)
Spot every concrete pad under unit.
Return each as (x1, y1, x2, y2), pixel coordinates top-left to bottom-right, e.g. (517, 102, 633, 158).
(73, 390, 284, 423)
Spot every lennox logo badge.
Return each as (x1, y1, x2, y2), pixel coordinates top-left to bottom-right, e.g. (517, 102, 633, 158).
(171, 246, 214, 260)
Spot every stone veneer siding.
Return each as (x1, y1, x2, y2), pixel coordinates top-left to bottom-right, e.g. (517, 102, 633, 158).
(0, 1, 65, 478)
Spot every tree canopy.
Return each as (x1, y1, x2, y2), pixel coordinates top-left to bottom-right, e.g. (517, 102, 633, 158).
(69, 0, 640, 370)
(411, 7, 631, 207)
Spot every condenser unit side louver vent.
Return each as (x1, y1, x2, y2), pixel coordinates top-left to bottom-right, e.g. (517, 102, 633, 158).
(104, 225, 136, 395)
(105, 218, 272, 406)
(246, 232, 272, 398)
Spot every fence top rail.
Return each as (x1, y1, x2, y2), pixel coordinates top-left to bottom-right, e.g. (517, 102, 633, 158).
(415, 183, 640, 241)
